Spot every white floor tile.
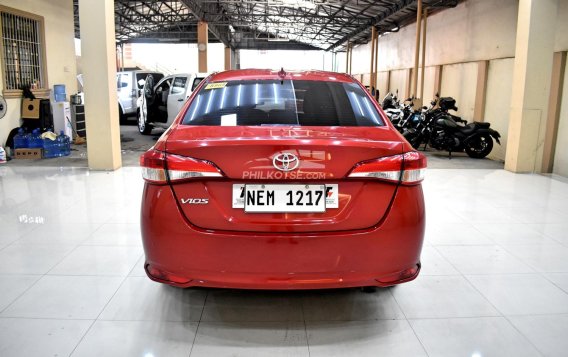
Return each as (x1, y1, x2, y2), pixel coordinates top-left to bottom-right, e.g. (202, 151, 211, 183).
(502, 243, 568, 272)
(99, 277, 206, 322)
(509, 314, 568, 357)
(436, 245, 535, 274)
(191, 321, 309, 357)
(528, 223, 568, 244)
(17, 222, 101, 245)
(425, 222, 493, 245)
(467, 274, 568, 315)
(0, 317, 92, 357)
(0, 275, 40, 311)
(410, 317, 541, 357)
(71, 320, 197, 357)
(0, 244, 76, 274)
(82, 223, 142, 246)
(48, 245, 142, 276)
(546, 273, 568, 293)
(0, 223, 36, 248)
(473, 223, 559, 245)
(129, 256, 147, 277)
(1, 275, 123, 319)
(454, 205, 519, 223)
(391, 276, 499, 319)
(306, 320, 427, 357)
(301, 288, 405, 321)
(201, 290, 303, 322)
(502, 206, 567, 224)
(419, 247, 460, 275)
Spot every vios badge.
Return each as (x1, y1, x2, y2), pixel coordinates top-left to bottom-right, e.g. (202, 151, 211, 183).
(181, 198, 209, 204)
(272, 153, 299, 172)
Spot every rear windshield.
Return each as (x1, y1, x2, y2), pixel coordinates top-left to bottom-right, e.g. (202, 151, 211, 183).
(181, 80, 384, 126)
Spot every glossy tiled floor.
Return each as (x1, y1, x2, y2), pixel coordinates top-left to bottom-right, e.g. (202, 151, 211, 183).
(1, 166, 567, 357)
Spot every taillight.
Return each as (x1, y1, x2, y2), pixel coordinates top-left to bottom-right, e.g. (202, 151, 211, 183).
(347, 152, 426, 185)
(401, 151, 427, 184)
(140, 149, 223, 184)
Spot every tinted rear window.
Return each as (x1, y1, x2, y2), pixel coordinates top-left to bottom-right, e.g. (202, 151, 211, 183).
(181, 80, 383, 127)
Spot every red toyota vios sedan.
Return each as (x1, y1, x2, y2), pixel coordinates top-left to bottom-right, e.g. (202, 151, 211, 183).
(140, 69, 426, 290)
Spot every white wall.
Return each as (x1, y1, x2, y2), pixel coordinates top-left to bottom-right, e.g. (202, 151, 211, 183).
(440, 62, 478, 121)
(485, 58, 515, 161)
(351, 0, 519, 74)
(0, 0, 77, 146)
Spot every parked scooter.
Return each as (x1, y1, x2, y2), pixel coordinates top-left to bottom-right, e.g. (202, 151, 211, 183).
(403, 95, 501, 159)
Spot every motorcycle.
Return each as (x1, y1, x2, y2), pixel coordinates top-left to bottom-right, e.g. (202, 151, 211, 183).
(381, 92, 415, 133)
(403, 95, 501, 159)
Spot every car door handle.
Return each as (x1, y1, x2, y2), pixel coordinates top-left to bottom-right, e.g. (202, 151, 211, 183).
(177, 99, 184, 102)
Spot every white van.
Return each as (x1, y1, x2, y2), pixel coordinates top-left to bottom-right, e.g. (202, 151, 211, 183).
(137, 73, 207, 134)
(117, 70, 164, 123)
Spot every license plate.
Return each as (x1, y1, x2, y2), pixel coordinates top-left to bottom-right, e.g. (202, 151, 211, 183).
(232, 184, 338, 213)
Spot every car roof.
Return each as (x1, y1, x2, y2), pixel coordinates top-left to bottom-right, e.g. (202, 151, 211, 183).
(117, 70, 162, 75)
(209, 69, 355, 83)
(159, 73, 209, 79)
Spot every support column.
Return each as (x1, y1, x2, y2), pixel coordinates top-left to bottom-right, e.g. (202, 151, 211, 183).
(373, 30, 379, 98)
(370, 26, 376, 88)
(419, 9, 428, 106)
(433, 65, 443, 96)
(234, 49, 241, 69)
(473, 60, 489, 122)
(405, 68, 413, 99)
(505, 0, 558, 173)
(224, 47, 231, 71)
(79, 0, 121, 170)
(197, 21, 208, 73)
(344, 42, 353, 75)
(542, 51, 566, 172)
(412, 0, 422, 100)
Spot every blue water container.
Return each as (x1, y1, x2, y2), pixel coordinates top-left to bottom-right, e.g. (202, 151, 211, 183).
(14, 128, 29, 149)
(28, 129, 43, 148)
(54, 84, 66, 102)
(43, 137, 59, 158)
(63, 134, 71, 156)
(56, 131, 70, 157)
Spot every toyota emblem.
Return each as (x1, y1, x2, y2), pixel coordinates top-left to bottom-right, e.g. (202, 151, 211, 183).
(272, 153, 299, 172)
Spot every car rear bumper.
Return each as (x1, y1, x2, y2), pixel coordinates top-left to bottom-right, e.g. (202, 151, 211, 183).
(140, 184, 425, 290)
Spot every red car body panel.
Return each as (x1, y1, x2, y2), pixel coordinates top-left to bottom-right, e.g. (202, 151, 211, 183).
(141, 184, 424, 289)
(140, 69, 426, 289)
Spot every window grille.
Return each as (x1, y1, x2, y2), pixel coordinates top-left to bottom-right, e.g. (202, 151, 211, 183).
(1, 10, 45, 90)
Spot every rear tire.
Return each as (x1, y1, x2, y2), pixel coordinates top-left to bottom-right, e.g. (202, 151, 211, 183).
(465, 134, 493, 159)
(138, 108, 152, 135)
